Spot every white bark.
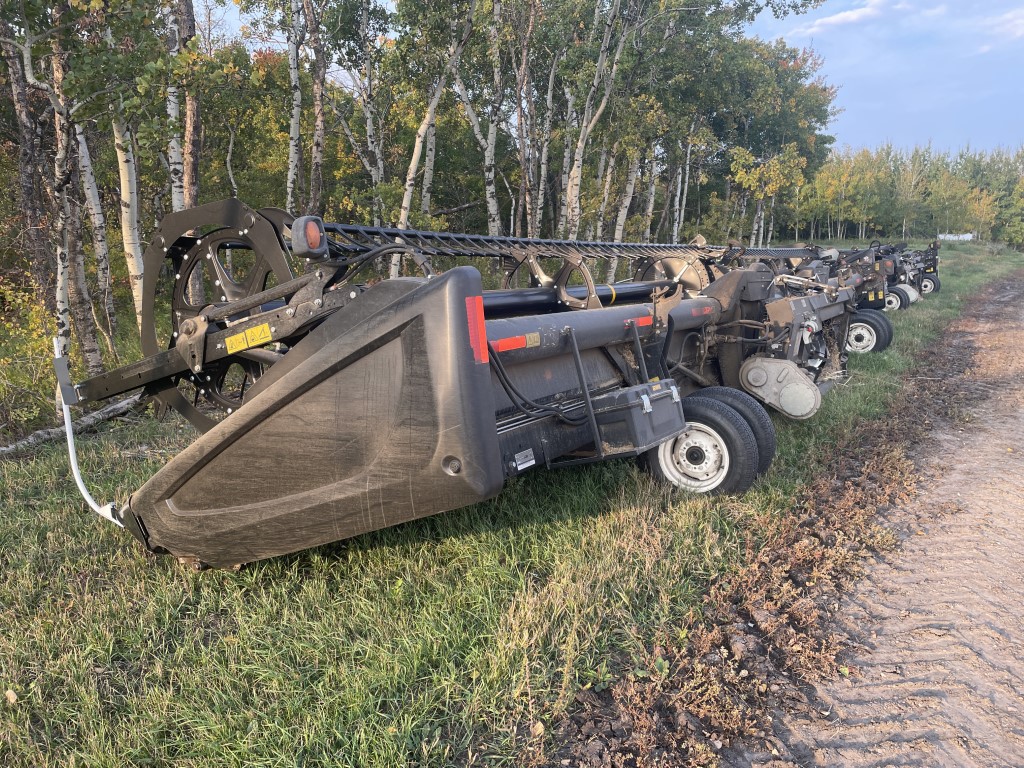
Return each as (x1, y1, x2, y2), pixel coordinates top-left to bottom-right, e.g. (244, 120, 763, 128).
(285, 0, 304, 213)
(393, 1, 476, 277)
(531, 51, 560, 237)
(613, 153, 640, 243)
(112, 113, 145, 330)
(420, 119, 435, 215)
(302, 0, 326, 214)
(226, 124, 238, 197)
(357, 0, 384, 225)
(750, 198, 763, 248)
(595, 140, 618, 241)
(670, 164, 682, 244)
(564, 0, 628, 238)
(75, 123, 115, 340)
(607, 151, 639, 280)
(557, 86, 574, 237)
(166, 9, 185, 212)
(453, 73, 501, 235)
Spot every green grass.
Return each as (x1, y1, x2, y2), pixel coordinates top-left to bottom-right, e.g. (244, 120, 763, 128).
(1, 241, 1020, 767)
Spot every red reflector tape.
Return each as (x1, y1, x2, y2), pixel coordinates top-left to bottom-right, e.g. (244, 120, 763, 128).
(691, 305, 714, 317)
(465, 295, 488, 364)
(493, 335, 528, 353)
(629, 315, 654, 327)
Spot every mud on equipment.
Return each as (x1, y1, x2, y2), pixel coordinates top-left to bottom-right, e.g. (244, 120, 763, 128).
(55, 200, 855, 567)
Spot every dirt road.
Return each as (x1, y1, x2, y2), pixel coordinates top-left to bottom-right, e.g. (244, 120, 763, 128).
(731, 280, 1024, 767)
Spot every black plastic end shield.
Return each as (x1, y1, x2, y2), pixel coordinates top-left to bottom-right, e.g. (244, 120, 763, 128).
(128, 267, 503, 566)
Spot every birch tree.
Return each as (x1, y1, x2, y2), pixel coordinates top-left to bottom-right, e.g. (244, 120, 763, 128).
(391, 0, 477, 278)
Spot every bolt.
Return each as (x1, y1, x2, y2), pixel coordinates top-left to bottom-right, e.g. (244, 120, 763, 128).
(314, 299, 322, 307)
(180, 319, 196, 335)
(286, 308, 295, 317)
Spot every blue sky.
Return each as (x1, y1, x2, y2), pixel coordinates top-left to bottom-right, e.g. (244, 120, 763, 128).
(748, 0, 1024, 152)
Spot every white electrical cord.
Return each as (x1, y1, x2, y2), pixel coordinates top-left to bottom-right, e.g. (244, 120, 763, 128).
(53, 338, 122, 527)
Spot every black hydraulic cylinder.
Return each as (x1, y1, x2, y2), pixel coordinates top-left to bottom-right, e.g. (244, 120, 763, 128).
(482, 280, 674, 317)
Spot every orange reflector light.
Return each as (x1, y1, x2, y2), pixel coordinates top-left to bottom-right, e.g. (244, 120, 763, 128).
(305, 219, 322, 250)
(629, 315, 654, 327)
(465, 295, 488, 364)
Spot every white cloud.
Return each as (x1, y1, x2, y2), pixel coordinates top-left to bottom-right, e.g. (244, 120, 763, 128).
(985, 8, 1024, 39)
(792, 0, 889, 36)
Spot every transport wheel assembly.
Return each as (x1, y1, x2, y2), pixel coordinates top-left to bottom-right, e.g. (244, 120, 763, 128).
(884, 289, 907, 311)
(688, 386, 776, 475)
(846, 311, 892, 354)
(645, 396, 758, 494)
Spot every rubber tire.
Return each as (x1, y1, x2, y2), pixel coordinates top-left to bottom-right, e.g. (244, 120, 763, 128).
(921, 274, 941, 294)
(857, 308, 894, 349)
(644, 396, 758, 495)
(892, 284, 914, 307)
(884, 287, 908, 311)
(688, 386, 776, 476)
(846, 311, 889, 354)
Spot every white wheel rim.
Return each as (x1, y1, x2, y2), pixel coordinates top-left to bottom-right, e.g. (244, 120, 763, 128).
(921, 278, 935, 294)
(884, 293, 901, 310)
(846, 321, 877, 353)
(657, 423, 730, 492)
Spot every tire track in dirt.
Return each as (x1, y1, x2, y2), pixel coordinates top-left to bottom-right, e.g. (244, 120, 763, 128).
(728, 278, 1024, 768)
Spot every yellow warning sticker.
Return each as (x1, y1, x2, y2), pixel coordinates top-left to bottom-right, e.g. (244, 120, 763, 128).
(524, 332, 541, 348)
(225, 322, 272, 354)
(245, 323, 273, 347)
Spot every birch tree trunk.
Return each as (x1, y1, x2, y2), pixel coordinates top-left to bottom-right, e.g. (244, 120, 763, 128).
(595, 141, 618, 241)
(766, 195, 776, 247)
(50, 50, 102, 374)
(670, 163, 683, 243)
(112, 113, 145, 330)
(642, 154, 657, 243)
(224, 125, 238, 197)
(166, 8, 185, 212)
(302, 0, 326, 214)
(530, 51, 559, 237)
(67, 188, 104, 375)
(420, 120, 435, 215)
(75, 123, 116, 342)
(453, 40, 502, 236)
(285, 0, 304, 213)
(0, 33, 54, 308)
(613, 153, 640, 242)
(749, 198, 762, 247)
(181, 0, 201, 209)
(455, 81, 502, 235)
(392, 2, 476, 277)
(556, 86, 574, 237)
(606, 150, 639, 280)
(512, 2, 534, 235)
(359, 0, 384, 225)
(564, 0, 628, 238)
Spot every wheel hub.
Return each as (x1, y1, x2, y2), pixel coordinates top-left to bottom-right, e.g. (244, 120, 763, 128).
(846, 322, 877, 353)
(673, 426, 727, 486)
